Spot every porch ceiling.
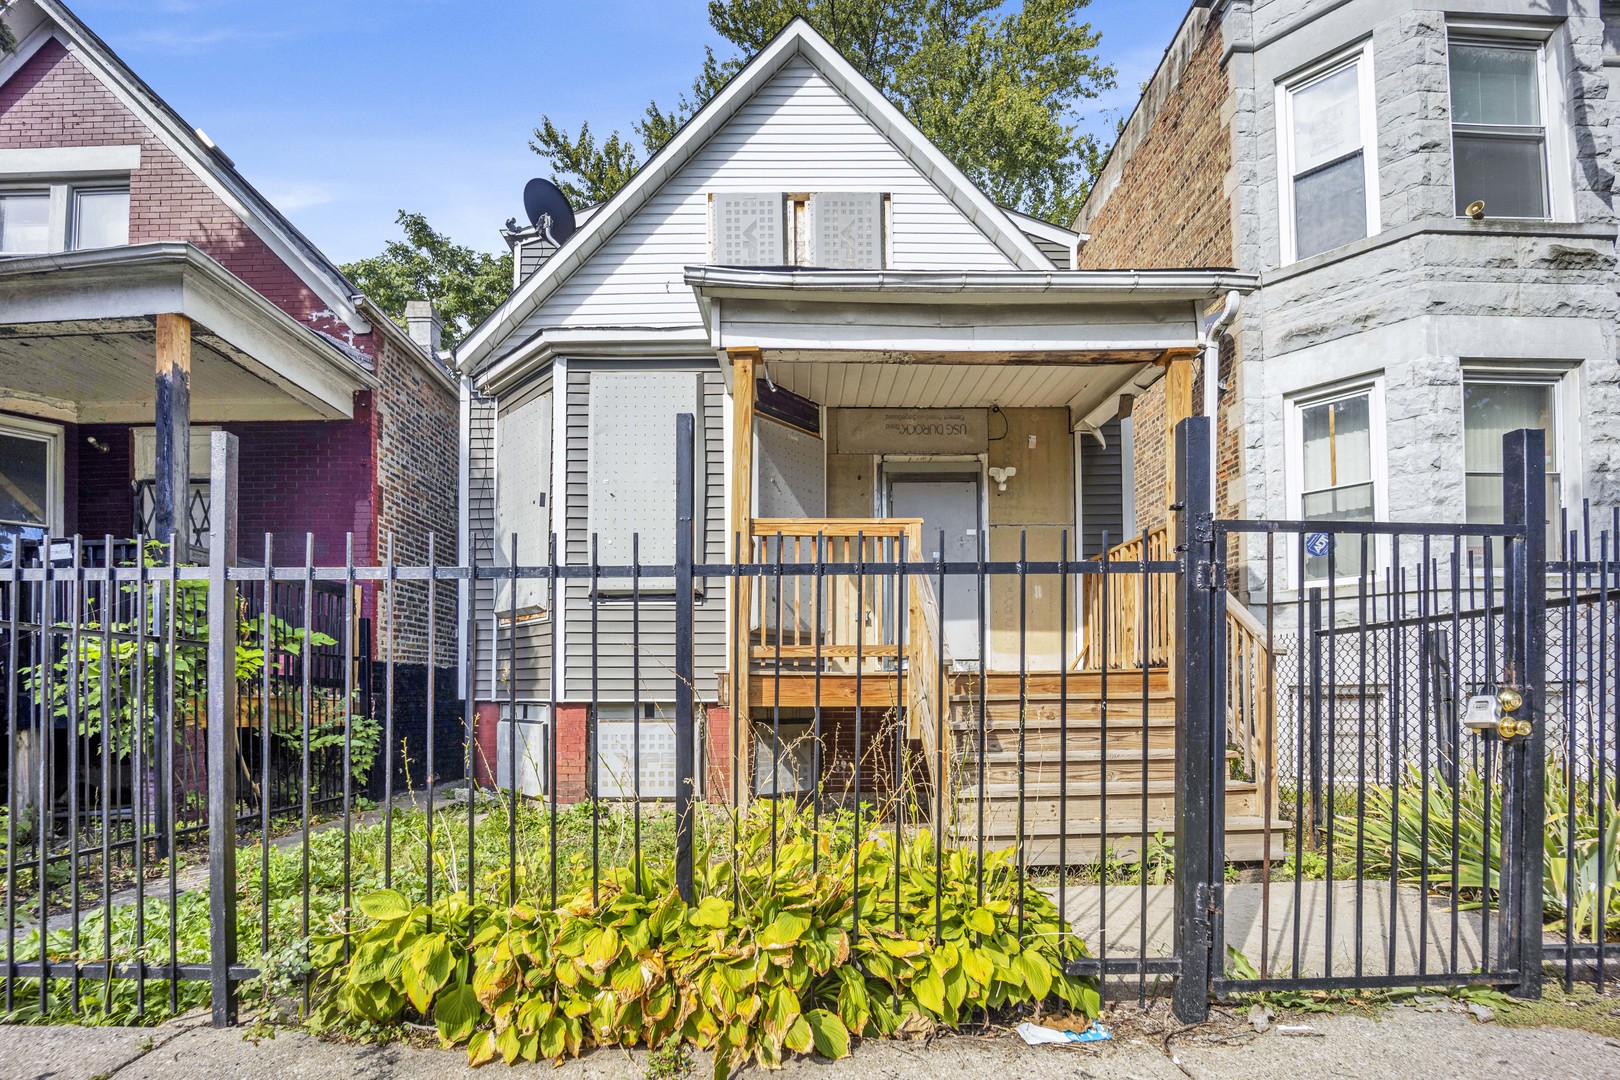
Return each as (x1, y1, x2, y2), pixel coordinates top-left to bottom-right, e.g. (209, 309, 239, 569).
(765, 355, 1146, 415)
(0, 244, 376, 424)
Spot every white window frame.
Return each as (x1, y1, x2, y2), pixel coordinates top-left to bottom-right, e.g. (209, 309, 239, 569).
(1458, 361, 1580, 546)
(1445, 22, 1570, 222)
(0, 178, 130, 254)
(0, 415, 66, 537)
(1282, 377, 1389, 587)
(1275, 41, 1380, 265)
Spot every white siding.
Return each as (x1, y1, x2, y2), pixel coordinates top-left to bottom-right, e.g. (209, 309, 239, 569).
(508, 55, 1016, 337)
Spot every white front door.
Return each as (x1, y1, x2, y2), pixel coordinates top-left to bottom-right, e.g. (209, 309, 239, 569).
(887, 474, 982, 662)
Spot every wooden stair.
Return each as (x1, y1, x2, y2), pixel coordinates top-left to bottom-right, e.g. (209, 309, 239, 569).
(947, 673, 1287, 865)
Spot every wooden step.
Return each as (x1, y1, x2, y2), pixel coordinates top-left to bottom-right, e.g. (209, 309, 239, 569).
(949, 816, 1289, 865)
(949, 670, 1172, 699)
(958, 747, 1179, 784)
(949, 721, 1176, 755)
(947, 698, 1176, 725)
(956, 781, 1266, 825)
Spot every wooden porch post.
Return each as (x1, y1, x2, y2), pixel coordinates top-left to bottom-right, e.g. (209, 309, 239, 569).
(1161, 348, 1196, 510)
(154, 313, 193, 556)
(728, 347, 759, 808)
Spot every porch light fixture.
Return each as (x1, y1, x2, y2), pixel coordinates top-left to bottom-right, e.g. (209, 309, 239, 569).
(988, 466, 1016, 493)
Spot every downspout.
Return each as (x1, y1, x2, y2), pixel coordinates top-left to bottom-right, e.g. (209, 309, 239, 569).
(1201, 290, 1242, 517)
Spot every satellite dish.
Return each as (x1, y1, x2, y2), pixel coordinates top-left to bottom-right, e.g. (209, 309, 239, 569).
(523, 178, 576, 245)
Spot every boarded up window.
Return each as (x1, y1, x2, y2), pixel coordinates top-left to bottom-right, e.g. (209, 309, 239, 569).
(494, 393, 552, 612)
(808, 192, 883, 268)
(712, 193, 785, 265)
(587, 372, 706, 577)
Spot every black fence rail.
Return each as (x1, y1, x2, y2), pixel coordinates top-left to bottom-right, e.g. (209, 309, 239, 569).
(0, 421, 1612, 1035)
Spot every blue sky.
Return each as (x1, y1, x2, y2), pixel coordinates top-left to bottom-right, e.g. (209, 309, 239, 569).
(67, 0, 1189, 264)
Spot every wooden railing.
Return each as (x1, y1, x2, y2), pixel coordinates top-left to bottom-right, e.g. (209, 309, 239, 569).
(1079, 526, 1176, 670)
(1076, 527, 1275, 787)
(1224, 593, 1273, 786)
(744, 518, 945, 792)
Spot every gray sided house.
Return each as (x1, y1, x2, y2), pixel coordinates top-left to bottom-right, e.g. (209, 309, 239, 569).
(1076, 0, 1620, 778)
(456, 20, 1273, 862)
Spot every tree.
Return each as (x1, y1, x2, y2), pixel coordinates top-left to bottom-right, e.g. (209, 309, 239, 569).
(531, 0, 1115, 223)
(341, 212, 512, 350)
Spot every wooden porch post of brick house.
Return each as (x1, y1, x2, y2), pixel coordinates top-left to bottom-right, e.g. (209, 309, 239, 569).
(728, 347, 759, 809)
(154, 313, 193, 556)
(1160, 348, 1197, 514)
(1161, 348, 1196, 664)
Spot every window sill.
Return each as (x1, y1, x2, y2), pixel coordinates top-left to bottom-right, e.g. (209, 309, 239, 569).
(1264, 218, 1617, 285)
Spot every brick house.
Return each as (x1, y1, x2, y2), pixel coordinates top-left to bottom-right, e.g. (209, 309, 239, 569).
(0, 0, 463, 790)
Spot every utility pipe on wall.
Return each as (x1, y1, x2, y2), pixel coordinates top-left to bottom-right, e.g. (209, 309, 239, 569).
(1201, 290, 1241, 516)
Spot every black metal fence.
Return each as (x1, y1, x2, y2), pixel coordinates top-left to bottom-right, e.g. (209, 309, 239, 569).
(0, 421, 1612, 1032)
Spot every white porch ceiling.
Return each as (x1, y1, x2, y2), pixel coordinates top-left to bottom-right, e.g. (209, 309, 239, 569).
(0, 319, 332, 423)
(0, 244, 375, 423)
(765, 357, 1145, 413)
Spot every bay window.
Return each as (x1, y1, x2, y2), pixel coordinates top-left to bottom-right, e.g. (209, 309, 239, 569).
(1286, 381, 1386, 582)
(1449, 40, 1548, 219)
(1279, 45, 1378, 263)
(1462, 370, 1569, 554)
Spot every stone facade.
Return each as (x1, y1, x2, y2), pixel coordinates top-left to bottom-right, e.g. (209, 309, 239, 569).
(1080, 0, 1620, 598)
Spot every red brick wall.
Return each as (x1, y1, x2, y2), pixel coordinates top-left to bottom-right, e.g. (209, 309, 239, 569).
(1078, 11, 1233, 535)
(3, 39, 461, 646)
(1077, 14, 1233, 272)
(374, 339, 459, 666)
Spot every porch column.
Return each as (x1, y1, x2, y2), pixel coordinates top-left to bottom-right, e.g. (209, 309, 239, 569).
(154, 312, 192, 555)
(1160, 348, 1197, 509)
(727, 347, 758, 808)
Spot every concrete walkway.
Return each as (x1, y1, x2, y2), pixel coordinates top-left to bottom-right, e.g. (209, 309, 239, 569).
(1052, 880, 1487, 978)
(1, 1005, 1616, 1080)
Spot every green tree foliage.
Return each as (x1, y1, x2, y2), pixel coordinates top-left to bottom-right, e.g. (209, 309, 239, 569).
(340, 212, 513, 350)
(532, 0, 1116, 224)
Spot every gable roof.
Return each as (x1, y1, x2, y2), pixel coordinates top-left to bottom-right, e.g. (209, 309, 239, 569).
(0, 1, 356, 333)
(455, 18, 1054, 374)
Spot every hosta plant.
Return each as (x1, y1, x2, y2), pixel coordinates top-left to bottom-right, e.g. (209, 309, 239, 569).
(309, 805, 1098, 1077)
(1337, 761, 1618, 941)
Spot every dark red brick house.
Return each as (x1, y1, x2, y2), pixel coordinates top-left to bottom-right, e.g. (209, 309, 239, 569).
(0, 0, 462, 781)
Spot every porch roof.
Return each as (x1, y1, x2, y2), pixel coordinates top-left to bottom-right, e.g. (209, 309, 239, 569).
(685, 265, 1256, 424)
(685, 265, 1255, 358)
(0, 243, 378, 424)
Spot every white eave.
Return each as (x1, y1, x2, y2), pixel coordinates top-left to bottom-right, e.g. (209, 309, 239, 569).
(0, 242, 377, 417)
(684, 266, 1257, 357)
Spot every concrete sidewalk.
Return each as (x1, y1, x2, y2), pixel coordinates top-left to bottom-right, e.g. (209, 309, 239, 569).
(1053, 880, 1487, 978)
(2, 1004, 1616, 1080)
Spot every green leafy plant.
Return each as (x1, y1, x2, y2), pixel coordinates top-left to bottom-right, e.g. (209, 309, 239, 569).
(21, 543, 337, 753)
(1336, 762, 1618, 941)
(309, 804, 1098, 1078)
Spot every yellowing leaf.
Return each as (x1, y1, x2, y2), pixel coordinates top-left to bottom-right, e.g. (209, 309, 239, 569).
(690, 896, 733, 929)
(804, 1008, 850, 1059)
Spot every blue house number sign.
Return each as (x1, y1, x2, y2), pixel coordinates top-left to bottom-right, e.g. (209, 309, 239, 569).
(1304, 532, 1332, 558)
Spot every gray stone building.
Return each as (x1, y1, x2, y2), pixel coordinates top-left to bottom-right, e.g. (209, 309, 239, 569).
(1078, 0, 1620, 591)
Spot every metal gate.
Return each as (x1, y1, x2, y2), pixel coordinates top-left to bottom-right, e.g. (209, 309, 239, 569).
(1173, 421, 1550, 1017)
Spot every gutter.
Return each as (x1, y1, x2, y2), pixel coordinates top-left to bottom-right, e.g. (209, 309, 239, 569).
(1200, 290, 1242, 516)
(682, 265, 1260, 300)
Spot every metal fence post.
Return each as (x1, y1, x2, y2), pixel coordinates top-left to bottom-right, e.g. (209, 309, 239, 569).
(205, 431, 240, 1025)
(1172, 415, 1216, 1022)
(1501, 427, 1546, 999)
(674, 413, 697, 903)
